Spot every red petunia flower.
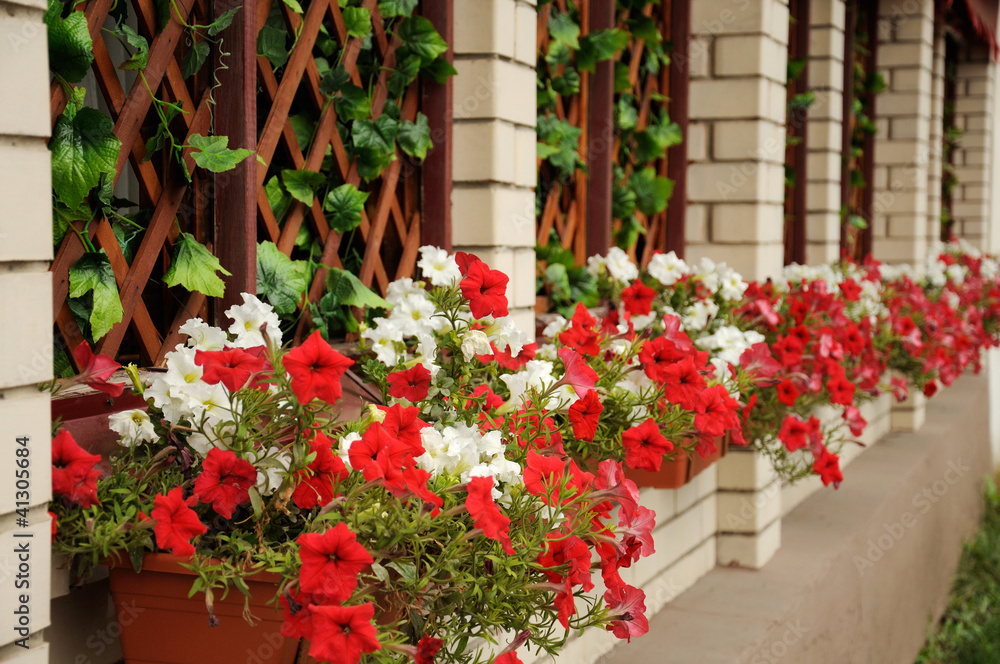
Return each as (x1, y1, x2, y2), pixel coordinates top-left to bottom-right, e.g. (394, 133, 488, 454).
(523, 450, 568, 504)
(775, 378, 800, 406)
(621, 419, 673, 472)
(292, 433, 349, 510)
(621, 279, 656, 316)
(826, 374, 856, 407)
(559, 304, 601, 356)
(387, 364, 432, 402)
(297, 523, 374, 601)
(51, 430, 102, 507)
(460, 260, 510, 318)
(465, 476, 514, 554)
(487, 342, 537, 371)
(195, 348, 266, 392)
(454, 251, 482, 276)
(693, 385, 737, 437)
(380, 404, 428, 456)
(151, 487, 207, 557)
(568, 389, 603, 441)
(495, 653, 524, 664)
(638, 337, 686, 383)
(538, 532, 593, 590)
(603, 585, 649, 642)
(283, 330, 354, 405)
(738, 342, 782, 384)
(308, 602, 381, 664)
(280, 586, 318, 640)
(660, 356, 706, 410)
(558, 347, 599, 396)
(415, 636, 444, 664)
(813, 447, 843, 487)
(193, 448, 256, 518)
(73, 342, 126, 396)
(778, 415, 809, 452)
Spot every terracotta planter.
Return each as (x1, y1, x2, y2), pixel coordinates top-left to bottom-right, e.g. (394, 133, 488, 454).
(107, 553, 302, 664)
(624, 434, 730, 490)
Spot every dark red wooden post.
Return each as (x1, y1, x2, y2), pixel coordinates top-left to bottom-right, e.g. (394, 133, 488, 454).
(421, 0, 453, 250)
(785, 0, 810, 264)
(839, 0, 857, 255)
(587, 0, 614, 258)
(665, 0, 690, 257)
(213, 0, 257, 323)
(860, 3, 878, 259)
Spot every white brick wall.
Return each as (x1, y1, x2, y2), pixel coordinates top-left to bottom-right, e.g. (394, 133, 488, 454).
(0, 0, 52, 655)
(452, 0, 537, 332)
(686, 0, 790, 282)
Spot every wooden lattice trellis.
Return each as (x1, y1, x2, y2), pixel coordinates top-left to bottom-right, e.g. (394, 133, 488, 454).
(252, 0, 427, 343)
(49, 0, 219, 367)
(49, 0, 451, 366)
(535, 0, 689, 267)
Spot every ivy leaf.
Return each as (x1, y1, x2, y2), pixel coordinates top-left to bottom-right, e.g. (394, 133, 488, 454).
(258, 23, 289, 69)
(630, 167, 674, 216)
(117, 24, 149, 71)
(207, 6, 241, 36)
(615, 96, 638, 131)
(181, 41, 210, 79)
(334, 84, 372, 122)
(536, 115, 582, 177)
(281, 0, 303, 13)
(264, 175, 293, 221)
(633, 121, 683, 163)
(320, 64, 351, 97)
(45, 0, 94, 83)
(353, 115, 398, 152)
(611, 183, 637, 220)
(281, 169, 326, 205)
(256, 241, 307, 315)
(398, 15, 448, 64)
(163, 232, 232, 297)
(576, 28, 629, 72)
(188, 134, 253, 173)
(420, 55, 457, 84)
(548, 11, 580, 49)
(343, 7, 372, 39)
(386, 54, 421, 97)
(289, 115, 316, 151)
(323, 184, 369, 233)
(397, 113, 432, 161)
(143, 104, 183, 159)
(378, 0, 417, 18)
(326, 268, 390, 309)
(551, 68, 581, 96)
(50, 105, 122, 210)
(68, 251, 124, 341)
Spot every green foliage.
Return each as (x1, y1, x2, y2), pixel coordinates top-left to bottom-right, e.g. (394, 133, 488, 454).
(281, 169, 327, 205)
(68, 250, 124, 341)
(535, 243, 598, 317)
(45, 0, 95, 83)
(323, 183, 369, 233)
(629, 167, 674, 217)
(50, 102, 122, 211)
(163, 233, 232, 298)
(187, 134, 254, 174)
(343, 6, 372, 39)
(257, 241, 308, 315)
(397, 113, 433, 161)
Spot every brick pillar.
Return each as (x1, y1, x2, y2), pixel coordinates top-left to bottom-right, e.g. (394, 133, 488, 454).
(951, 45, 996, 250)
(0, 0, 54, 659)
(716, 448, 782, 568)
(686, 0, 790, 282)
(451, 0, 538, 336)
(870, 0, 935, 265)
(805, 0, 848, 264)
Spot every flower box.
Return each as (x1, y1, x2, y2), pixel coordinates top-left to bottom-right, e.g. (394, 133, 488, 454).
(106, 553, 302, 664)
(624, 435, 729, 489)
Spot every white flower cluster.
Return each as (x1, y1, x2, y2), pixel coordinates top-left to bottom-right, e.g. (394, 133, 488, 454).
(362, 246, 527, 374)
(695, 325, 765, 367)
(587, 246, 639, 283)
(415, 423, 523, 497)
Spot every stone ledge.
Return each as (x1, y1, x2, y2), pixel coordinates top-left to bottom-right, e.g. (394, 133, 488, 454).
(600, 371, 991, 664)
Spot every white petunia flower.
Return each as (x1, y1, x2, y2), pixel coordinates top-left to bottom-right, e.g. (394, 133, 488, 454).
(179, 317, 228, 351)
(108, 409, 157, 447)
(417, 246, 462, 287)
(386, 278, 427, 308)
(647, 251, 689, 286)
(338, 432, 362, 470)
(225, 293, 282, 349)
(361, 318, 404, 366)
(604, 246, 640, 283)
(461, 329, 493, 361)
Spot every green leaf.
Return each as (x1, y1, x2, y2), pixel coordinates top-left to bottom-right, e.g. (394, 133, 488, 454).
(536, 142, 559, 159)
(327, 268, 390, 309)
(248, 487, 263, 520)
(289, 115, 316, 151)
(369, 562, 391, 584)
(144, 104, 183, 159)
(420, 55, 457, 84)
(320, 64, 351, 97)
(257, 23, 289, 69)
(117, 24, 149, 71)
(611, 183, 637, 220)
(45, 0, 94, 83)
(550, 68, 581, 96)
(257, 241, 307, 315)
(548, 11, 580, 49)
(398, 15, 448, 64)
(378, 0, 417, 18)
(163, 232, 232, 297)
(50, 105, 122, 210)
(633, 121, 683, 163)
(323, 184, 369, 233)
(207, 6, 241, 36)
(576, 28, 629, 72)
(353, 116, 400, 153)
(264, 175, 293, 222)
(281, 0, 303, 12)
(386, 54, 421, 97)
(281, 169, 326, 205)
(544, 263, 571, 297)
(628, 14, 660, 44)
(188, 134, 253, 173)
(343, 6, 372, 39)
(181, 41, 210, 79)
(630, 167, 674, 216)
(615, 96, 638, 131)
(849, 214, 868, 230)
(68, 251, 124, 340)
(334, 84, 372, 122)
(387, 561, 417, 583)
(397, 113, 432, 161)
(536, 115, 582, 177)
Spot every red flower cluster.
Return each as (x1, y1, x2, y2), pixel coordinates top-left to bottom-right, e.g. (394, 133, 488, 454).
(51, 430, 102, 508)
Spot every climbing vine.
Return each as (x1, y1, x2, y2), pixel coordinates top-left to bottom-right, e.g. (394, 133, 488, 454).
(535, 0, 682, 315)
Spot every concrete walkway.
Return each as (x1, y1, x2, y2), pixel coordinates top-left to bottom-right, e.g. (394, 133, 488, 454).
(601, 372, 992, 664)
